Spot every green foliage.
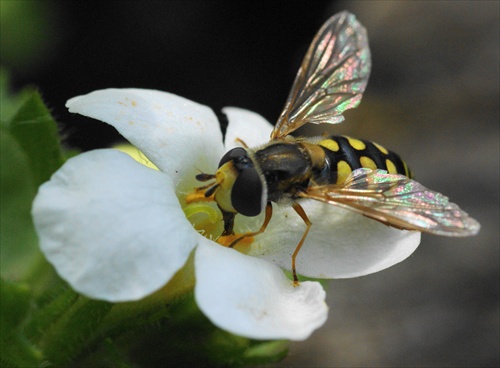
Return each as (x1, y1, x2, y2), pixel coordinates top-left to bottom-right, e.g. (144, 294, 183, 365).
(39, 297, 114, 366)
(0, 69, 31, 124)
(0, 279, 43, 367)
(8, 88, 65, 187)
(0, 127, 39, 280)
(0, 71, 64, 283)
(0, 71, 62, 366)
(207, 329, 289, 366)
(0, 1, 55, 72)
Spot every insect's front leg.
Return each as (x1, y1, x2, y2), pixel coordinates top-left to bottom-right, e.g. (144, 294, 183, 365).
(219, 207, 236, 236)
(216, 203, 273, 249)
(227, 202, 273, 248)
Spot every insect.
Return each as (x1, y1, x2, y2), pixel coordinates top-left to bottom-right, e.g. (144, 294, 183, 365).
(192, 11, 480, 284)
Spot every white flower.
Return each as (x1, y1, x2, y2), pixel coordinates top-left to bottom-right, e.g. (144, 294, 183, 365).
(32, 89, 420, 341)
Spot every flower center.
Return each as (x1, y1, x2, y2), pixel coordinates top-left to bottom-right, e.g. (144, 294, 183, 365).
(183, 202, 222, 239)
(182, 202, 254, 254)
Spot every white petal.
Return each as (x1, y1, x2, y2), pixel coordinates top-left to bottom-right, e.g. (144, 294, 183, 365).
(66, 89, 224, 191)
(194, 239, 328, 340)
(222, 107, 274, 151)
(32, 150, 198, 302)
(249, 201, 421, 278)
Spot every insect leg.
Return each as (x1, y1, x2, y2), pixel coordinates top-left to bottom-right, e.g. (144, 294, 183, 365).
(234, 137, 249, 148)
(291, 203, 312, 286)
(219, 207, 236, 236)
(195, 173, 216, 181)
(228, 202, 273, 248)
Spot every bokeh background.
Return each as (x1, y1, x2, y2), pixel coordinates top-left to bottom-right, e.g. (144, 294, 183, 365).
(2, 1, 498, 366)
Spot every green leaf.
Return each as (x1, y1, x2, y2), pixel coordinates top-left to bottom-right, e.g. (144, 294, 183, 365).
(8, 90, 64, 187)
(206, 329, 250, 366)
(243, 339, 289, 365)
(0, 127, 41, 281)
(24, 286, 80, 342)
(0, 279, 31, 334)
(0, 279, 43, 367)
(206, 329, 289, 366)
(0, 1, 54, 72)
(1, 85, 65, 283)
(0, 69, 31, 125)
(39, 297, 113, 366)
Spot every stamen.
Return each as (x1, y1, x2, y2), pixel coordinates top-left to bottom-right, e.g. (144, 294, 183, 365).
(183, 203, 220, 235)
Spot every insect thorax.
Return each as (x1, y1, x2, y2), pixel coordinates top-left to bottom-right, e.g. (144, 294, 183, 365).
(253, 142, 313, 203)
(252, 136, 411, 203)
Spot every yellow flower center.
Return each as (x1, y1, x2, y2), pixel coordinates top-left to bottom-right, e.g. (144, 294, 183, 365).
(182, 202, 221, 238)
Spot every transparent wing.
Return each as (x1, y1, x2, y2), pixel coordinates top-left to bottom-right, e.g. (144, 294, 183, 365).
(271, 11, 371, 140)
(300, 168, 480, 236)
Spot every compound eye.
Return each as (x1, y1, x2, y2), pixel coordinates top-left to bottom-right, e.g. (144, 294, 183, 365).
(231, 167, 263, 217)
(218, 147, 247, 168)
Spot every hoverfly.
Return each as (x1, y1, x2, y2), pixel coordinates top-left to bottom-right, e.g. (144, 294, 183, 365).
(192, 11, 480, 284)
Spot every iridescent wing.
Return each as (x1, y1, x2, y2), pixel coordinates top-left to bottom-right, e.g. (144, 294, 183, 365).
(270, 11, 371, 141)
(300, 168, 480, 236)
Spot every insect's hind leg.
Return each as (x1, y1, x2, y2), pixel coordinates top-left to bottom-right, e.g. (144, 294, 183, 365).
(291, 203, 312, 286)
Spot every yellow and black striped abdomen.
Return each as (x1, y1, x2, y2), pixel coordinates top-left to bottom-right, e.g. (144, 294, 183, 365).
(317, 135, 412, 184)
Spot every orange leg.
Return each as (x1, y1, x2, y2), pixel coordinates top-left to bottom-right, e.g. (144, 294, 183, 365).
(235, 137, 249, 148)
(228, 202, 273, 248)
(291, 203, 312, 286)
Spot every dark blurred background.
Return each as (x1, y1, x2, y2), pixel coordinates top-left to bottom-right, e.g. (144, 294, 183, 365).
(2, 1, 498, 366)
